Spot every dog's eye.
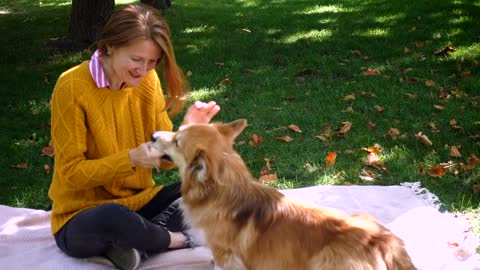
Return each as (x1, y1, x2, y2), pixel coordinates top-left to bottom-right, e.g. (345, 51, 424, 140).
(173, 137, 179, 147)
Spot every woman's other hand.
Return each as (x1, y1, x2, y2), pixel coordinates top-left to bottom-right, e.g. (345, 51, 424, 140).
(128, 142, 163, 168)
(181, 101, 220, 126)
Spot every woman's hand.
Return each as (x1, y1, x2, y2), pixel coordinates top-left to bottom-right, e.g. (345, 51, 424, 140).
(128, 142, 163, 168)
(181, 101, 220, 126)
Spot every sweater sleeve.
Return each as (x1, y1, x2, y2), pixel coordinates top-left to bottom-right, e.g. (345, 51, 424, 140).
(50, 78, 136, 191)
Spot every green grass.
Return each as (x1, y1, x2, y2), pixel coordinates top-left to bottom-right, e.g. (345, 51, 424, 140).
(1, 0, 479, 220)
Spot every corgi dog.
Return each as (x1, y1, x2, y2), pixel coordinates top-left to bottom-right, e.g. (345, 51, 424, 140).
(152, 119, 416, 270)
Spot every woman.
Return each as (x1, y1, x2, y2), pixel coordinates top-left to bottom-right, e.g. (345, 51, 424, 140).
(48, 4, 220, 270)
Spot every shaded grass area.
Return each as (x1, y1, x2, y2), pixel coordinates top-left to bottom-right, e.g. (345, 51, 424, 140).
(0, 0, 479, 216)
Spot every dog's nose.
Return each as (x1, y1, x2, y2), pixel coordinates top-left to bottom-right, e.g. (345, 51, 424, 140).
(151, 131, 161, 142)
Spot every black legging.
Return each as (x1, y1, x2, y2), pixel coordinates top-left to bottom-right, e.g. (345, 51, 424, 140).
(54, 182, 182, 258)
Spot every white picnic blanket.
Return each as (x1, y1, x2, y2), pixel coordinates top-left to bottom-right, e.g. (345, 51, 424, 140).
(1, 183, 479, 270)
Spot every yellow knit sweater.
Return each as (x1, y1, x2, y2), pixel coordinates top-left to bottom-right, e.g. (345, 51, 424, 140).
(48, 61, 173, 234)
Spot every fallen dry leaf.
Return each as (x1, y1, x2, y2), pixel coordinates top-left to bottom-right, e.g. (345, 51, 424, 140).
(450, 146, 462, 158)
(359, 169, 377, 181)
(460, 154, 480, 170)
(415, 41, 425, 47)
(428, 165, 447, 177)
(337, 122, 352, 135)
(362, 68, 380, 76)
(368, 121, 376, 129)
(342, 106, 354, 113)
(415, 132, 433, 146)
(449, 119, 462, 130)
(374, 105, 384, 114)
(288, 124, 303, 133)
(425, 80, 436, 87)
(386, 128, 401, 138)
(405, 93, 418, 99)
(259, 173, 278, 184)
(44, 164, 51, 174)
(276, 135, 293, 142)
(316, 134, 331, 141)
(344, 93, 356, 101)
(218, 78, 232, 86)
(326, 152, 337, 167)
(12, 163, 28, 169)
(249, 134, 264, 147)
(427, 122, 439, 132)
(362, 145, 382, 154)
(41, 145, 55, 157)
(433, 104, 445, 111)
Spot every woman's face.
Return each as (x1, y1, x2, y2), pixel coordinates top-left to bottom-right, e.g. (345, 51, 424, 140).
(107, 38, 161, 87)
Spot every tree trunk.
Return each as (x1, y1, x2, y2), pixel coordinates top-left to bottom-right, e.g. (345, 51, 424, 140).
(140, 0, 171, 10)
(68, 0, 115, 48)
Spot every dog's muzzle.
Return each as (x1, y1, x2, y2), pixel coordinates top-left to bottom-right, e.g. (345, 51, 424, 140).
(151, 131, 173, 162)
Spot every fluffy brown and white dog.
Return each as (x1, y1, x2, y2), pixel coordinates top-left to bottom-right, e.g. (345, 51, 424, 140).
(152, 119, 417, 270)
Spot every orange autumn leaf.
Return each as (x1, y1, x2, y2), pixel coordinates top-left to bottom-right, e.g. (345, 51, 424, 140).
(288, 124, 303, 133)
(259, 173, 278, 184)
(362, 68, 380, 76)
(41, 145, 55, 157)
(249, 134, 264, 147)
(415, 132, 433, 146)
(447, 242, 460, 248)
(218, 78, 232, 86)
(325, 152, 337, 167)
(276, 135, 293, 142)
(428, 165, 447, 177)
(362, 145, 382, 154)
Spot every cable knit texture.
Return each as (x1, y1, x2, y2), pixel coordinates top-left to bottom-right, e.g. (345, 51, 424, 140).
(48, 61, 173, 234)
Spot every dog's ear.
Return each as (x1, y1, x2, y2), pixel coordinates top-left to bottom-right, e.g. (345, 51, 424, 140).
(187, 149, 212, 183)
(217, 119, 247, 142)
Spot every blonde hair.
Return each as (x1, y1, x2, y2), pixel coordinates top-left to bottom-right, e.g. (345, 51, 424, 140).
(97, 3, 186, 116)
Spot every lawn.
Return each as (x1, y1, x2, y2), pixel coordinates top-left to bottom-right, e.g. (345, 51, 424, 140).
(0, 0, 479, 224)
